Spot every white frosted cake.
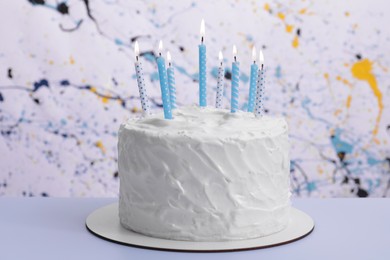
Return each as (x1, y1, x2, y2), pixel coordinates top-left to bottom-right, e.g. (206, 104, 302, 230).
(118, 106, 291, 241)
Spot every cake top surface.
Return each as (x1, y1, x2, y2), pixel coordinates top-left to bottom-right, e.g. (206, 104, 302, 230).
(122, 106, 287, 140)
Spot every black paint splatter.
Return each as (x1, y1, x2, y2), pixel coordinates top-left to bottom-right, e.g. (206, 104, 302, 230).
(41, 192, 49, 197)
(33, 79, 49, 92)
(179, 46, 185, 52)
(57, 2, 69, 15)
(28, 0, 45, 5)
(0, 92, 3, 102)
(113, 171, 119, 178)
(357, 188, 368, 197)
(7, 68, 13, 79)
(60, 80, 70, 86)
(296, 28, 301, 37)
(225, 71, 232, 80)
(356, 54, 362, 60)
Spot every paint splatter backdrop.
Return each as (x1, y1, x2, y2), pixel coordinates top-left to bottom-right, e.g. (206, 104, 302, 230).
(0, 1, 389, 197)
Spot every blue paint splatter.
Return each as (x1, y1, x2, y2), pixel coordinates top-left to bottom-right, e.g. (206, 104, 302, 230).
(275, 65, 282, 79)
(331, 128, 353, 154)
(150, 72, 159, 82)
(114, 38, 123, 46)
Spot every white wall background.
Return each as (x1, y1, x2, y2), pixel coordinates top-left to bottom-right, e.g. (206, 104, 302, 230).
(0, 0, 389, 197)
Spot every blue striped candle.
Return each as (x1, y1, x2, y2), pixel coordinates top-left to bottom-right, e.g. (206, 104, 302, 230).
(166, 51, 177, 109)
(255, 50, 265, 117)
(231, 45, 240, 113)
(134, 41, 151, 115)
(156, 41, 172, 119)
(199, 19, 207, 107)
(247, 47, 258, 112)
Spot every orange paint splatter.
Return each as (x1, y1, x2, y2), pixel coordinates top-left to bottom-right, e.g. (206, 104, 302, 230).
(346, 95, 352, 108)
(69, 56, 75, 65)
(285, 24, 294, 33)
(277, 12, 285, 20)
(334, 109, 342, 116)
(324, 73, 329, 79)
(299, 8, 307, 14)
(317, 165, 324, 175)
(292, 35, 299, 48)
(351, 59, 382, 136)
(95, 141, 106, 153)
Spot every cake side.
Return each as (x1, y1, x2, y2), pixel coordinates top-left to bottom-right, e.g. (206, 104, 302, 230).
(118, 106, 291, 241)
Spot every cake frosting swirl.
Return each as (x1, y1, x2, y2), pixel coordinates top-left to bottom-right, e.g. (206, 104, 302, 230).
(118, 106, 291, 241)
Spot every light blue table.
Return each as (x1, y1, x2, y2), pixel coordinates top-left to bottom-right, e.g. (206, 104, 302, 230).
(1, 198, 389, 259)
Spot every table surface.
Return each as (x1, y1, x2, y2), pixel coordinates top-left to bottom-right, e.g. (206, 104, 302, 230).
(1, 198, 389, 260)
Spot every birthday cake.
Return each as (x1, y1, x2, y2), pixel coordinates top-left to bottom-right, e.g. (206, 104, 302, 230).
(118, 106, 291, 241)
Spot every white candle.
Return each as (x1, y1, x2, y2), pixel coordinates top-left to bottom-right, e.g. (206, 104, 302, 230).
(134, 41, 151, 115)
(215, 51, 224, 108)
(254, 50, 265, 117)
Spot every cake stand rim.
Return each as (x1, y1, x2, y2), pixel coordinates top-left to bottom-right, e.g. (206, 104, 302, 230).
(85, 203, 314, 253)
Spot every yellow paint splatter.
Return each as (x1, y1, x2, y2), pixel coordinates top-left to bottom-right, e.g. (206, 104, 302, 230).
(49, 60, 54, 65)
(277, 12, 285, 20)
(90, 87, 97, 93)
(69, 56, 75, 65)
(131, 107, 139, 113)
(351, 59, 383, 136)
(285, 24, 294, 33)
(324, 73, 329, 79)
(292, 35, 299, 48)
(345, 11, 350, 17)
(346, 95, 352, 108)
(95, 141, 106, 154)
(101, 96, 109, 104)
(264, 3, 270, 12)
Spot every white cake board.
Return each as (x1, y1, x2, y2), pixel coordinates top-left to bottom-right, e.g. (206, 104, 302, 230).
(86, 203, 314, 252)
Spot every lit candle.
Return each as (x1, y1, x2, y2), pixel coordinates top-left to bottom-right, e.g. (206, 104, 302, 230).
(199, 19, 207, 107)
(156, 40, 173, 119)
(166, 51, 177, 109)
(255, 50, 265, 117)
(134, 41, 151, 115)
(247, 46, 258, 112)
(215, 51, 224, 108)
(231, 45, 240, 113)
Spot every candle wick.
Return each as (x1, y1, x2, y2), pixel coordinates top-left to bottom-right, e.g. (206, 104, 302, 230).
(201, 36, 204, 44)
(136, 56, 139, 62)
(169, 62, 171, 67)
(261, 64, 264, 70)
(234, 56, 237, 62)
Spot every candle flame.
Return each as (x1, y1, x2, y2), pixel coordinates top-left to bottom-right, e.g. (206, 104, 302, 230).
(158, 40, 163, 54)
(259, 50, 265, 67)
(252, 46, 256, 63)
(218, 51, 223, 62)
(200, 18, 205, 42)
(134, 41, 140, 57)
(167, 51, 172, 63)
(233, 45, 237, 60)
